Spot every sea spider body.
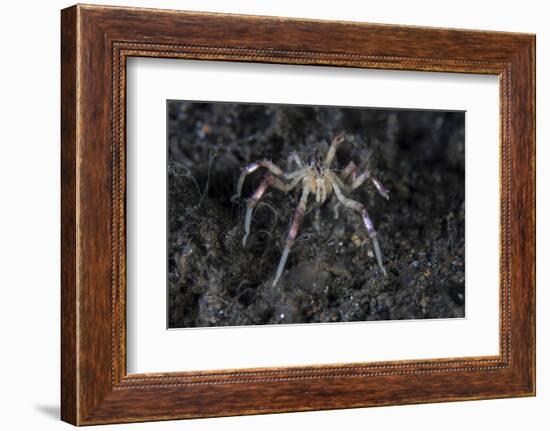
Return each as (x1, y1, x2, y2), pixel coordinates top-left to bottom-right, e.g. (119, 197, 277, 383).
(233, 133, 389, 286)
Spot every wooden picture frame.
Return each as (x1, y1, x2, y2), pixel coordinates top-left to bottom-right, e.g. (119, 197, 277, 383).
(61, 4, 535, 425)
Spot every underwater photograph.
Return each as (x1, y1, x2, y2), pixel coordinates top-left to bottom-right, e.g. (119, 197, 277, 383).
(167, 101, 465, 328)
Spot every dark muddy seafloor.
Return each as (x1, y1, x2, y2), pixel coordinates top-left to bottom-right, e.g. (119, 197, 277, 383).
(167, 101, 465, 328)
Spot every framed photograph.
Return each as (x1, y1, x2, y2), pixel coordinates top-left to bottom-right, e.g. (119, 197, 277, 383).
(61, 4, 535, 425)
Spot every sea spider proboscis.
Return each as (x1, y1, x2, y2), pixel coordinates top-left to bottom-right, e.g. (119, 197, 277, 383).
(233, 133, 389, 286)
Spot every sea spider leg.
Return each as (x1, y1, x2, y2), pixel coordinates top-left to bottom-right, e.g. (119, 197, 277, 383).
(242, 174, 305, 247)
(273, 181, 311, 286)
(287, 151, 303, 169)
(340, 161, 388, 199)
(323, 132, 345, 168)
(232, 160, 284, 201)
(369, 177, 390, 200)
(270, 174, 305, 193)
(340, 161, 358, 183)
(242, 175, 272, 247)
(326, 170, 351, 194)
(350, 168, 390, 200)
(233, 159, 307, 201)
(332, 183, 387, 276)
(332, 201, 341, 219)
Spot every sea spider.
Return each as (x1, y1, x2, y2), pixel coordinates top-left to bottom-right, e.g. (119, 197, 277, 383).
(233, 133, 389, 286)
